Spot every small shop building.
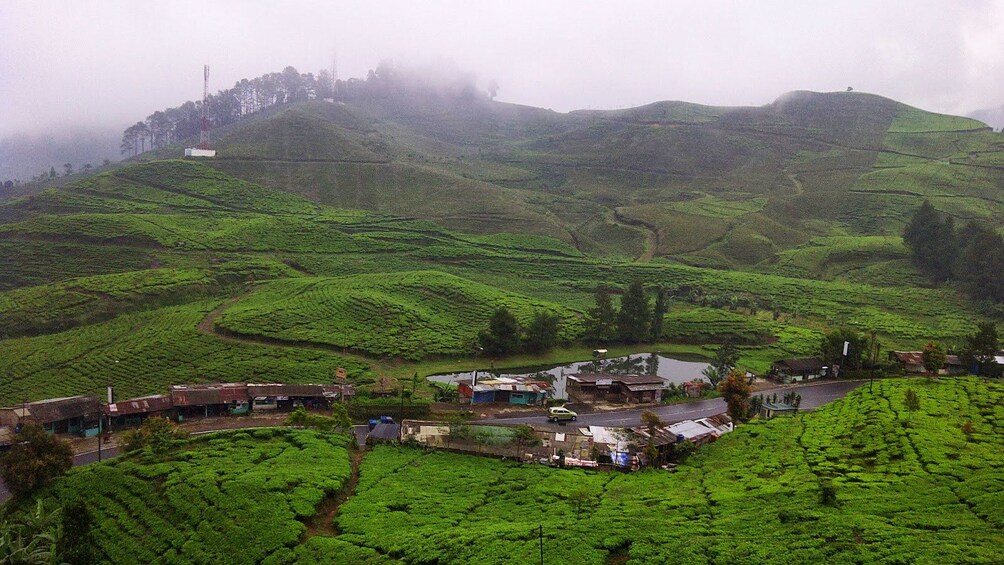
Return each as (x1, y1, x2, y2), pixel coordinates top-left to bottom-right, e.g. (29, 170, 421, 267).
(770, 357, 827, 383)
(888, 351, 965, 375)
(170, 383, 250, 419)
(107, 394, 175, 427)
(247, 383, 345, 411)
(0, 396, 104, 437)
(567, 374, 666, 403)
(457, 377, 550, 405)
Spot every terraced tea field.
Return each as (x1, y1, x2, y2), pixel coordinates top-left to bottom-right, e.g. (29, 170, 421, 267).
(33, 377, 1004, 564)
(215, 271, 582, 359)
(329, 377, 1004, 564)
(41, 429, 352, 564)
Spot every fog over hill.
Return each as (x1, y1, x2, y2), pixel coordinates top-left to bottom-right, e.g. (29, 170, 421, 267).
(969, 106, 1004, 131)
(0, 128, 121, 184)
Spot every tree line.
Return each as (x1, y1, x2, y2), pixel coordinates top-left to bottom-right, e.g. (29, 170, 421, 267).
(120, 59, 491, 158)
(476, 282, 677, 357)
(903, 200, 1004, 305)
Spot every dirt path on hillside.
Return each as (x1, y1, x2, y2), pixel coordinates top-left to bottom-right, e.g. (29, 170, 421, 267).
(785, 172, 805, 196)
(306, 447, 366, 537)
(612, 208, 660, 262)
(196, 296, 244, 335)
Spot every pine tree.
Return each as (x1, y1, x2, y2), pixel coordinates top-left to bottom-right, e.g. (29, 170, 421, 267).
(478, 307, 521, 356)
(523, 311, 560, 353)
(616, 280, 650, 343)
(649, 287, 667, 343)
(583, 287, 616, 343)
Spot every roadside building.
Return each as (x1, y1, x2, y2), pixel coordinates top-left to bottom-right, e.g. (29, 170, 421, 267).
(366, 421, 401, 445)
(682, 380, 707, 398)
(170, 383, 249, 419)
(760, 401, 797, 418)
(107, 394, 175, 427)
(457, 377, 551, 405)
(888, 351, 965, 375)
(0, 396, 104, 437)
(770, 357, 827, 383)
(247, 383, 351, 411)
(567, 374, 665, 403)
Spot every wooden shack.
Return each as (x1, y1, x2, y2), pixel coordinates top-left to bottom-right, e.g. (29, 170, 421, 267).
(567, 374, 665, 403)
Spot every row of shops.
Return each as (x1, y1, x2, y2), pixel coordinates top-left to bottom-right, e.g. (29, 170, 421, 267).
(0, 382, 354, 446)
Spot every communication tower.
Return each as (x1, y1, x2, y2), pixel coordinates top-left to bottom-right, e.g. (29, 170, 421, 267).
(185, 64, 216, 157)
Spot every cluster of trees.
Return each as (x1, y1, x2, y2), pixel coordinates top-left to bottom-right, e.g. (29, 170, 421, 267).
(903, 201, 1004, 304)
(120, 417, 189, 454)
(0, 426, 97, 563)
(120, 65, 330, 157)
(820, 322, 1000, 377)
(120, 59, 492, 158)
(285, 405, 352, 433)
(0, 425, 72, 500)
(478, 308, 561, 356)
(23, 159, 112, 184)
(582, 282, 668, 344)
(0, 500, 96, 564)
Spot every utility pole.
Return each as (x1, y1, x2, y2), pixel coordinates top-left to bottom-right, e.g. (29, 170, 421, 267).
(399, 387, 405, 424)
(539, 524, 544, 565)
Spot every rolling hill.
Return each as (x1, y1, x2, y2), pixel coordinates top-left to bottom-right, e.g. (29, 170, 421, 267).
(159, 89, 1004, 276)
(0, 85, 1001, 403)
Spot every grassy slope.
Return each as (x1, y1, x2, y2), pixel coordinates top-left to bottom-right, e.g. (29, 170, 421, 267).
(35, 378, 1003, 564)
(40, 429, 352, 564)
(195, 91, 1003, 280)
(331, 378, 1003, 564)
(0, 160, 993, 402)
(215, 271, 582, 360)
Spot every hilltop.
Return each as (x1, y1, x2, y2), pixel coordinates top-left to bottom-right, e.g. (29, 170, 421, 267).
(156, 87, 1004, 278)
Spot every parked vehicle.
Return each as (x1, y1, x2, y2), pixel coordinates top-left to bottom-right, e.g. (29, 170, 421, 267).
(547, 406, 577, 422)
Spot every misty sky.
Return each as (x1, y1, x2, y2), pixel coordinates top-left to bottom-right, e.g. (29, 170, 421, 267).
(2, 0, 1003, 137)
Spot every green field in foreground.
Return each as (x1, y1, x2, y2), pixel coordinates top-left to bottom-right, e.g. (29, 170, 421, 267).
(27, 377, 1004, 564)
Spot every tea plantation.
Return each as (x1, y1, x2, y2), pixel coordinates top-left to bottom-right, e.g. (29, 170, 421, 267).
(0, 158, 995, 403)
(31, 377, 1004, 563)
(321, 378, 1004, 564)
(40, 429, 353, 564)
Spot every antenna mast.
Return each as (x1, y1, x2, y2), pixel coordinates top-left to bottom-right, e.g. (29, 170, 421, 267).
(330, 53, 338, 101)
(199, 64, 210, 149)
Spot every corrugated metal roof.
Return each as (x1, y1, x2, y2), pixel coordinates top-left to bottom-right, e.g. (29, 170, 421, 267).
(107, 394, 173, 416)
(17, 396, 102, 424)
(772, 357, 824, 372)
(571, 374, 664, 385)
(170, 384, 248, 406)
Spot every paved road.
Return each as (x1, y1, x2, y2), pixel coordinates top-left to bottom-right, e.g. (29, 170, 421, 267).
(0, 380, 862, 503)
(485, 379, 864, 427)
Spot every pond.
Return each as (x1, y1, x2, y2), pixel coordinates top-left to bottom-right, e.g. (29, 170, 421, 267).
(427, 353, 711, 400)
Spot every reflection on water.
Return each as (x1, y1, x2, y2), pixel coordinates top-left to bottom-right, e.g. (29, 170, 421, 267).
(427, 353, 711, 400)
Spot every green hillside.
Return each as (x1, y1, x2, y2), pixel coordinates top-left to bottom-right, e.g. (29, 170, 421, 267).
(31, 378, 1004, 563)
(215, 271, 582, 359)
(0, 157, 994, 403)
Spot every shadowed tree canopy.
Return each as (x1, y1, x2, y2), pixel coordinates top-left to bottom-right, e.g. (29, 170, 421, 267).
(616, 280, 650, 344)
(0, 424, 72, 499)
(478, 307, 522, 356)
